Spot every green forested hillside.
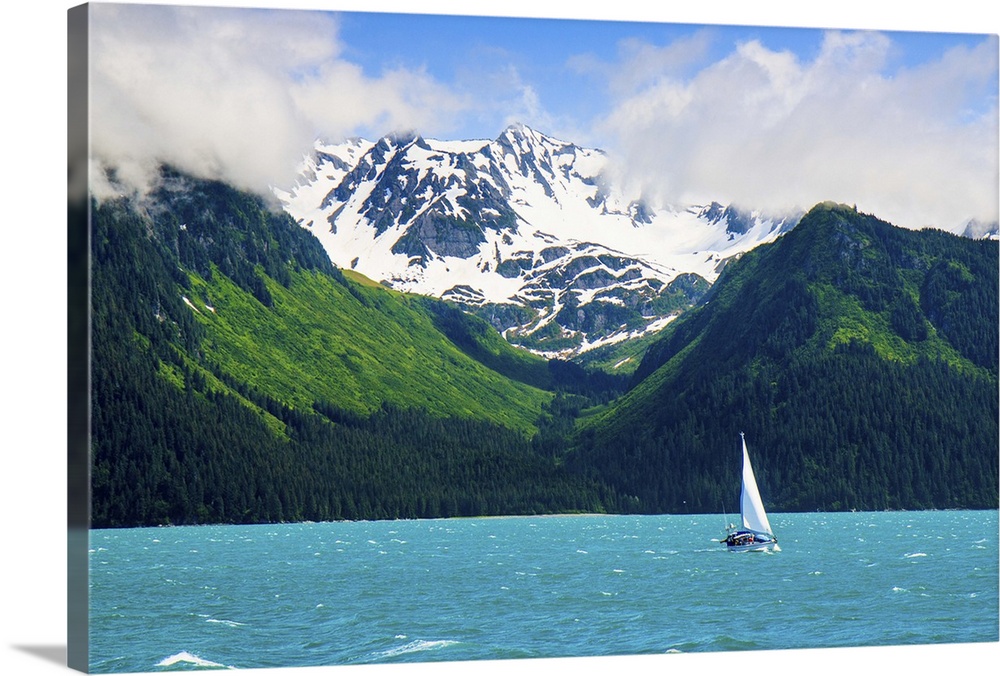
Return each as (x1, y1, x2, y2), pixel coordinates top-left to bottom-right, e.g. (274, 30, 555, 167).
(89, 180, 998, 528)
(90, 170, 613, 527)
(570, 203, 998, 513)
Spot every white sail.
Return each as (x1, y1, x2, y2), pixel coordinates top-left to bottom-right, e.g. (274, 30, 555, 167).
(740, 433, 773, 535)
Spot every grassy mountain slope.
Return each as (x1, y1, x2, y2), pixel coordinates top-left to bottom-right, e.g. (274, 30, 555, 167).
(184, 265, 550, 433)
(570, 203, 998, 513)
(158, 169, 553, 431)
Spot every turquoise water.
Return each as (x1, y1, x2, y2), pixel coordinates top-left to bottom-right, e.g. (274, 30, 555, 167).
(88, 511, 998, 672)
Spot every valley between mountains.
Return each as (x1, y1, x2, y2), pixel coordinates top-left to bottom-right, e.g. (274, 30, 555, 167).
(88, 126, 998, 528)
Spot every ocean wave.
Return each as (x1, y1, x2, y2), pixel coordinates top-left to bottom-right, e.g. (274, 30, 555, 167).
(904, 552, 928, 558)
(373, 639, 459, 660)
(155, 651, 234, 669)
(205, 618, 246, 628)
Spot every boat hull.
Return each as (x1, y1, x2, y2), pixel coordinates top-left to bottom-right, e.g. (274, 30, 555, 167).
(726, 541, 778, 553)
(723, 526, 778, 553)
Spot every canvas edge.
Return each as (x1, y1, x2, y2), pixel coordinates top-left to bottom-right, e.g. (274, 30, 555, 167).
(67, 2, 91, 673)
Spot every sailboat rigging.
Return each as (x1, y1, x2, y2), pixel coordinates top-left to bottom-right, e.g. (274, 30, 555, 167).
(724, 433, 779, 552)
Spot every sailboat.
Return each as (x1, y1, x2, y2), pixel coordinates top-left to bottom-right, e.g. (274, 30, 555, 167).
(724, 433, 779, 552)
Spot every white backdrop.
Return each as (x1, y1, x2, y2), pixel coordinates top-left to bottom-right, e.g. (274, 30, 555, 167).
(2, 2, 997, 676)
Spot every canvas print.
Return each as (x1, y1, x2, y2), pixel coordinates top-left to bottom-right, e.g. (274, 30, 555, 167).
(67, 2, 999, 674)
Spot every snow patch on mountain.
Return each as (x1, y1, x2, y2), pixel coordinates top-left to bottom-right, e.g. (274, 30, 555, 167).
(276, 124, 800, 356)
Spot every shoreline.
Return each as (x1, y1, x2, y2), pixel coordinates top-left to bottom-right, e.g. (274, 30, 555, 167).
(85, 507, 1000, 531)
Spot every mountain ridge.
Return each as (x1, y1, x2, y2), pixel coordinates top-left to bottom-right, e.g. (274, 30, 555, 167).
(90, 167, 623, 526)
(91, 152, 1000, 527)
(88, 165, 998, 527)
(569, 202, 998, 513)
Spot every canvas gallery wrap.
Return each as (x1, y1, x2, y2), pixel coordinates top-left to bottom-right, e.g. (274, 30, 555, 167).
(66, 1, 999, 674)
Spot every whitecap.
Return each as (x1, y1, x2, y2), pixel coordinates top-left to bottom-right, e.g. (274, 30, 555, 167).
(375, 639, 458, 659)
(155, 651, 233, 669)
(206, 618, 246, 628)
(904, 552, 927, 558)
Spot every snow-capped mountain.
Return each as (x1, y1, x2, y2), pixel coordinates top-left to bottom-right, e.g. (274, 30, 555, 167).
(277, 124, 800, 357)
(961, 218, 1000, 240)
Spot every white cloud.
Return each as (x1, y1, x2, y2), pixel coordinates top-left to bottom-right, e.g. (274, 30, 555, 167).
(570, 30, 715, 98)
(291, 62, 467, 143)
(483, 65, 559, 136)
(88, 4, 465, 198)
(597, 30, 999, 231)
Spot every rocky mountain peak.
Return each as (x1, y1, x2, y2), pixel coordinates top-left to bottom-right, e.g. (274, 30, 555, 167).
(277, 125, 798, 358)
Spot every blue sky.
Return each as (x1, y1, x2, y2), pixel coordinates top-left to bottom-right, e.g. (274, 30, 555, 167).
(338, 11, 996, 145)
(87, 1, 998, 231)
